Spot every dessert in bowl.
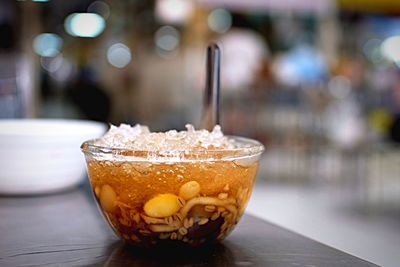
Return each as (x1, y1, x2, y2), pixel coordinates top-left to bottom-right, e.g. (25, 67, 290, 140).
(81, 124, 263, 247)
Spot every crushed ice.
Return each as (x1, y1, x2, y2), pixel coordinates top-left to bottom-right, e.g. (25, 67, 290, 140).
(94, 123, 237, 151)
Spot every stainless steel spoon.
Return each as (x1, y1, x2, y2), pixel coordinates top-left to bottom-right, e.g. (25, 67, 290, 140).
(200, 43, 221, 131)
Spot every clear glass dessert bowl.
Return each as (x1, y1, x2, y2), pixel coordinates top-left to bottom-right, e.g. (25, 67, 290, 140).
(81, 125, 264, 247)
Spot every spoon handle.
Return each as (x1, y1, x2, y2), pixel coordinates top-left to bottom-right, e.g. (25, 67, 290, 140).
(201, 43, 221, 131)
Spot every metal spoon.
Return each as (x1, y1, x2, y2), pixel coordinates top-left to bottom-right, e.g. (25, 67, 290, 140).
(200, 43, 221, 131)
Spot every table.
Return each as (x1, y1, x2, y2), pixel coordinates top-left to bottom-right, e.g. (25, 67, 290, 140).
(0, 183, 378, 267)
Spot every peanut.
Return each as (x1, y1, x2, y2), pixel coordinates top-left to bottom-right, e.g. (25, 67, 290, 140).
(218, 192, 228, 200)
(94, 186, 100, 198)
(100, 184, 117, 213)
(144, 193, 180, 218)
(198, 218, 209, 225)
(179, 181, 200, 200)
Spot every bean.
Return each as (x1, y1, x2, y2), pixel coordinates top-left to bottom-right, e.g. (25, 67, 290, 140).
(100, 184, 117, 213)
(179, 181, 200, 200)
(144, 193, 180, 218)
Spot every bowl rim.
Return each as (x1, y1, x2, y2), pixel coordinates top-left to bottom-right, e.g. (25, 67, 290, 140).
(81, 135, 265, 162)
(0, 119, 106, 137)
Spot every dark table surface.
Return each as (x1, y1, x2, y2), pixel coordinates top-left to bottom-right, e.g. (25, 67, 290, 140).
(0, 183, 378, 267)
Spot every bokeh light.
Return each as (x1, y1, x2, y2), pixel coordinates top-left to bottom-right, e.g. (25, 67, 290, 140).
(33, 33, 62, 57)
(362, 38, 383, 64)
(87, 1, 110, 20)
(107, 43, 132, 68)
(154, 25, 180, 51)
(50, 59, 74, 82)
(64, 13, 105, 38)
(40, 54, 63, 73)
(219, 30, 267, 89)
(381, 36, 400, 64)
(155, 0, 193, 24)
(273, 45, 326, 86)
(208, 9, 232, 34)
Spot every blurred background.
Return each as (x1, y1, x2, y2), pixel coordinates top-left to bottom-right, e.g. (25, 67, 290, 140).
(0, 0, 399, 266)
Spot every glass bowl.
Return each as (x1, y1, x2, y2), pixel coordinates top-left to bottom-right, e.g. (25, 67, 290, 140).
(81, 136, 264, 247)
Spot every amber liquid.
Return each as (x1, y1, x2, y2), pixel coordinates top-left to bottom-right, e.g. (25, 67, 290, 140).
(87, 159, 259, 246)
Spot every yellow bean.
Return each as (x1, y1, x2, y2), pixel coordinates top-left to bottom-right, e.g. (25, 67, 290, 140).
(100, 184, 117, 213)
(144, 193, 180, 218)
(179, 181, 200, 200)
